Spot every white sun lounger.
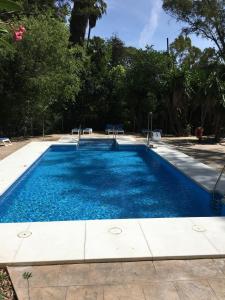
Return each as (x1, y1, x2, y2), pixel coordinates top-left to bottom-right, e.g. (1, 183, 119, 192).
(105, 125, 114, 135)
(71, 128, 81, 135)
(152, 131, 161, 142)
(83, 128, 93, 134)
(0, 137, 12, 146)
(115, 129, 124, 134)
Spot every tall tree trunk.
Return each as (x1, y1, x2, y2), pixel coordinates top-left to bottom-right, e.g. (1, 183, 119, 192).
(87, 25, 91, 48)
(70, 0, 88, 45)
(42, 117, 45, 140)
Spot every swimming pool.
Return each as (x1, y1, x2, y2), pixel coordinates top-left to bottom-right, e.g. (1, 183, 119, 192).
(0, 140, 224, 223)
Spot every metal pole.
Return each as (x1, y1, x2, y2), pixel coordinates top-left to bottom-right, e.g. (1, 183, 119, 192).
(150, 112, 153, 134)
(167, 38, 169, 54)
(150, 112, 153, 144)
(147, 112, 150, 145)
(213, 164, 225, 203)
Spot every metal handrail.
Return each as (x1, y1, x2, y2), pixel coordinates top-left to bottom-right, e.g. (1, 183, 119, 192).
(114, 129, 117, 142)
(147, 130, 151, 146)
(77, 126, 82, 148)
(146, 130, 153, 147)
(112, 127, 117, 142)
(212, 164, 225, 203)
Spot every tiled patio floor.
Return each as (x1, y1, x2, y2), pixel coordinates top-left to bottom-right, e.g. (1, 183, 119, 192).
(8, 259, 225, 299)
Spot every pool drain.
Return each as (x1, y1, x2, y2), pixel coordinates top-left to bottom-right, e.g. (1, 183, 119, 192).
(192, 225, 206, 232)
(108, 227, 122, 235)
(17, 231, 32, 238)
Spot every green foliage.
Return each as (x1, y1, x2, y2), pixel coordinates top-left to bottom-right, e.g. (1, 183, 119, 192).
(21, 0, 70, 20)
(23, 272, 32, 300)
(0, 0, 22, 47)
(0, 0, 21, 11)
(70, 0, 107, 45)
(163, 0, 225, 60)
(0, 12, 85, 135)
(0, 273, 7, 282)
(0, 2, 225, 140)
(170, 35, 202, 67)
(23, 272, 32, 280)
(108, 35, 125, 67)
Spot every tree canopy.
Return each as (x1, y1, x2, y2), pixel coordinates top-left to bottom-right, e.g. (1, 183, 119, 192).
(70, 0, 106, 45)
(0, 0, 225, 140)
(163, 0, 225, 60)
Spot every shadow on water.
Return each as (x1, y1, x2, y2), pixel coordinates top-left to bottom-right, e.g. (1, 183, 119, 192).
(0, 144, 224, 222)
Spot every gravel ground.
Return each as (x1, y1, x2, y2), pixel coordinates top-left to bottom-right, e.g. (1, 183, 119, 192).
(0, 269, 16, 300)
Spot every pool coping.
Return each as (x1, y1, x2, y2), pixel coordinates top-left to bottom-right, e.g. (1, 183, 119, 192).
(0, 138, 225, 265)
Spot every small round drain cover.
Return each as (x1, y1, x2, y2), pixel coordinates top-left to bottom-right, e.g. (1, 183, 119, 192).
(17, 231, 32, 238)
(192, 225, 206, 232)
(108, 227, 122, 235)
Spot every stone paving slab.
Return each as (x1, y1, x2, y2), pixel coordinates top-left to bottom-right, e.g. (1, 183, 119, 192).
(190, 217, 225, 254)
(12, 221, 86, 265)
(85, 219, 152, 261)
(0, 142, 52, 196)
(151, 143, 225, 195)
(139, 218, 219, 259)
(0, 223, 30, 264)
(1, 217, 225, 265)
(8, 259, 225, 300)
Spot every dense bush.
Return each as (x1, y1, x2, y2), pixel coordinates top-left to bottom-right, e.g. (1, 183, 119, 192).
(0, 13, 86, 136)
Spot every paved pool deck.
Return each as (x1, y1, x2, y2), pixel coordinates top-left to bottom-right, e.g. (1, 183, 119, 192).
(8, 259, 225, 300)
(0, 136, 225, 266)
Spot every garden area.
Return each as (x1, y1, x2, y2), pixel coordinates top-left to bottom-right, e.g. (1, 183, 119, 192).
(0, 1, 225, 299)
(0, 0, 224, 140)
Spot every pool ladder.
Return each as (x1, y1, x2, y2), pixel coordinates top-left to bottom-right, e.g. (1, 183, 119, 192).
(212, 164, 225, 208)
(77, 126, 82, 149)
(113, 128, 117, 142)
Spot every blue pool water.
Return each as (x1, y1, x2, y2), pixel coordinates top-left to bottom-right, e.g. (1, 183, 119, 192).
(0, 140, 224, 222)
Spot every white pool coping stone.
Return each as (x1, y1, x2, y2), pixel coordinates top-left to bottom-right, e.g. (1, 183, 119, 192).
(0, 139, 225, 265)
(150, 143, 225, 195)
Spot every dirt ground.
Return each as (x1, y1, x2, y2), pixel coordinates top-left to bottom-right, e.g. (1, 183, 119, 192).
(162, 136, 225, 171)
(0, 135, 61, 161)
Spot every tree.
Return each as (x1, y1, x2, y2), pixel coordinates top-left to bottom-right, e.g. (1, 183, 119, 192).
(107, 35, 125, 67)
(70, 0, 106, 46)
(87, 0, 106, 45)
(0, 0, 21, 10)
(170, 35, 202, 67)
(0, 0, 22, 45)
(22, 0, 70, 19)
(125, 47, 170, 131)
(163, 0, 225, 60)
(0, 13, 85, 136)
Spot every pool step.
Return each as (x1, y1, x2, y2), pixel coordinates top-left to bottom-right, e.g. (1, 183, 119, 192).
(78, 139, 115, 150)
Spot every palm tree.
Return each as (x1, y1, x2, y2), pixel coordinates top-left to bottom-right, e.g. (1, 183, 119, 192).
(70, 0, 106, 46)
(87, 0, 106, 46)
